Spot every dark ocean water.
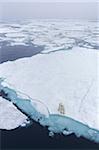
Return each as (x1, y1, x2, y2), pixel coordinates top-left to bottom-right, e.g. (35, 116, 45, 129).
(1, 121, 99, 150)
(0, 43, 43, 63)
(0, 45, 99, 149)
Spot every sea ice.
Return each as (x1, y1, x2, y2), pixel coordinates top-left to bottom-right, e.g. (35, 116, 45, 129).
(0, 96, 28, 130)
(0, 20, 99, 50)
(0, 20, 99, 143)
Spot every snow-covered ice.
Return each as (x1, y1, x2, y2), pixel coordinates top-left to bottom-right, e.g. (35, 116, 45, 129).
(0, 96, 28, 130)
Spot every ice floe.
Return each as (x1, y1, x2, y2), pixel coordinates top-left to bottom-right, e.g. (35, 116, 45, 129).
(0, 47, 99, 131)
(0, 96, 28, 130)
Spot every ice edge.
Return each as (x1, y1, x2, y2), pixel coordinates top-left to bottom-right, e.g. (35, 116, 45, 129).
(0, 80, 99, 143)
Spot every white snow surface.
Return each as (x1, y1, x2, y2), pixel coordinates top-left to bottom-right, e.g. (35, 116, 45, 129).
(0, 97, 28, 130)
(0, 47, 99, 130)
